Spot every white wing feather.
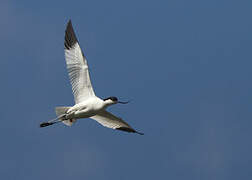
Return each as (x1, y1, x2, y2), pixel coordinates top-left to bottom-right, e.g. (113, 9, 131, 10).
(64, 21, 95, 104)
(90, 110, 143, 134)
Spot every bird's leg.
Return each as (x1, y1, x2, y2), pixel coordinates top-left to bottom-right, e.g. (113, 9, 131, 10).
(65, 111, 75, 119)
(40, 122, 56, 127)
(40, 120, 60, 128)
(40, 114, 67, 128)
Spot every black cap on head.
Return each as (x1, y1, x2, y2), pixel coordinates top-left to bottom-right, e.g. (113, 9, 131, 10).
(103, 96, 118, 102)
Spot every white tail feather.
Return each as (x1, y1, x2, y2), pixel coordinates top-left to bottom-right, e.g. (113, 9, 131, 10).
(55, 106, 76, 126)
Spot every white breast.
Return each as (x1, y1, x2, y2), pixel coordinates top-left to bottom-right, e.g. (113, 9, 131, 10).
(69, 97, 105, 119)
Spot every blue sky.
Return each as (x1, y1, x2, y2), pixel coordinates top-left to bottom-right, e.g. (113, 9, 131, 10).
(1, 0, 252, 179)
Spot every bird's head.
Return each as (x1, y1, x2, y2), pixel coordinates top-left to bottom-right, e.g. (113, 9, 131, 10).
(103, 96, 129, 106)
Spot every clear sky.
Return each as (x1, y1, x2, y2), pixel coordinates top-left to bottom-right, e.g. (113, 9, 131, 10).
(1, 0, 252, 179)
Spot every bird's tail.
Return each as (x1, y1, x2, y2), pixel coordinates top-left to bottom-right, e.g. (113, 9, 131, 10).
(55, 106, 71, 117)
(40, 107, 76, 128)
(55, 106, 76, 126)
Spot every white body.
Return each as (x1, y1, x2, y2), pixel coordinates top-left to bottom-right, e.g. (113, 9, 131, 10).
(66, 97, 109, 119)
(44, 20, 143, 135)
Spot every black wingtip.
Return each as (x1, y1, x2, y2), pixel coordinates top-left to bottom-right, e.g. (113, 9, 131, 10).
(116, 127, 144, 135)
(64, 20, 78, 50)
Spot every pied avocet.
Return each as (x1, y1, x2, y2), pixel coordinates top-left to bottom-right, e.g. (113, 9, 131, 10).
(40, 20, 143, 135)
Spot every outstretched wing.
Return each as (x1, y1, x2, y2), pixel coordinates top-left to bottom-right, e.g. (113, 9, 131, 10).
(64, 20, 95, 104)
(90, 110, 144, 135)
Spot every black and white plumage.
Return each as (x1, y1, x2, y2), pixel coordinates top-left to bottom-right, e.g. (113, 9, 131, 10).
(91, 111, 143, 134)
(64, 21, 95, 104)
(40, 20, 143, 135)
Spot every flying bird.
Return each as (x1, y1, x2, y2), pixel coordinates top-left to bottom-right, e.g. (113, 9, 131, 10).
(40, 20, 143, 135)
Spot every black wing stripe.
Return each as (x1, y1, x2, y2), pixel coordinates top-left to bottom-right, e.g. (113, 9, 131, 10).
(64, 20, 78, 50)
